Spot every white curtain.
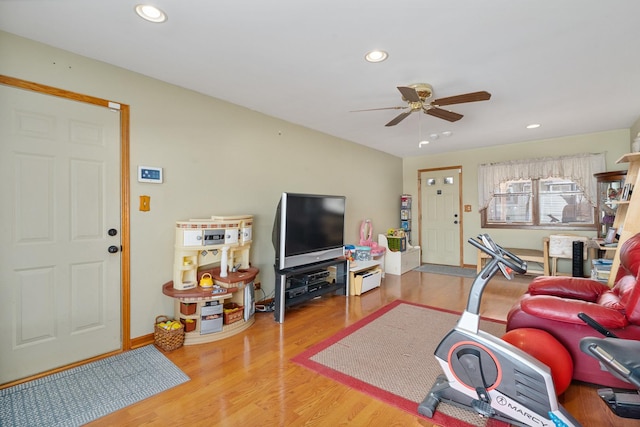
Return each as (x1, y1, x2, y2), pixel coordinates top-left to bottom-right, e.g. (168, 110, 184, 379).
(477, 153, 606, 211)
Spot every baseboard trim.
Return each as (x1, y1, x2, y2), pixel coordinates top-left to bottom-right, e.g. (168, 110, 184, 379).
(131, 333, 154, 349)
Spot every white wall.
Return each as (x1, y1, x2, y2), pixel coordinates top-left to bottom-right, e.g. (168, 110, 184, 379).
(0, 31, 402, 337)
(403, 129, 631, 267)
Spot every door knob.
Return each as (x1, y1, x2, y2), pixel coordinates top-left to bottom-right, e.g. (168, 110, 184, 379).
(454, 220, 459, 224)
(108, 245, 119, 253)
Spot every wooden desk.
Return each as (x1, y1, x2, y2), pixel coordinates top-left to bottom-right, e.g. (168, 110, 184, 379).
(586, 238, 617, 260)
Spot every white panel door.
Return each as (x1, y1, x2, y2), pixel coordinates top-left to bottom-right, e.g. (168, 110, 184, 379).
(0, 85, 121, 384)
(420, 168, 462, 266)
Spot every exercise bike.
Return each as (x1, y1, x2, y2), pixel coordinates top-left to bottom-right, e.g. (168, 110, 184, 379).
(418, 234, 581, 427)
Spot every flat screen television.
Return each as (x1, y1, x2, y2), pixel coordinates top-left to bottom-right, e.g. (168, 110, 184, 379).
(272, 192, 346, 270)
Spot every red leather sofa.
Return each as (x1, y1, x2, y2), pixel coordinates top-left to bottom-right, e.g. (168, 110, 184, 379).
(506, 233, 640, 389)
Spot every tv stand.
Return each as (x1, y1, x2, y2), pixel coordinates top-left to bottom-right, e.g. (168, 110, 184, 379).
(274, 258, 348, 323)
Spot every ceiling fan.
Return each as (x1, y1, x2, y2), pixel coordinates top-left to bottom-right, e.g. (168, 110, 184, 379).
(353, 83, 491, 127)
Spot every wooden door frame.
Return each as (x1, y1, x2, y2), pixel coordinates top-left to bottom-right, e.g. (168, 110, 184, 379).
(0, 75, 131, 376)
(417, 166, 464, 266)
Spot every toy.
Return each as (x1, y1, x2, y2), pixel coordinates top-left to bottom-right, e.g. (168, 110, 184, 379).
(359, 219, 385, 257)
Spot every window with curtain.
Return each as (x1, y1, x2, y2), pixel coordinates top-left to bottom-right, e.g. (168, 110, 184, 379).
(477, 153, 605, 229)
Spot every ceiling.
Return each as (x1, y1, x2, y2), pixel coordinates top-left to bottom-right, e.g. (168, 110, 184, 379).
(1, 1, 640, 158)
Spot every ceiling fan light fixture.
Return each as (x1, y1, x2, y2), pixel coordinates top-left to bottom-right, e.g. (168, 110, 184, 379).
(135, 4, 167, 23)
(365, 50, 388, 63)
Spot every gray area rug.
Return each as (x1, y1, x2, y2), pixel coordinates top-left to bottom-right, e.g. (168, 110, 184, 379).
(292, 301, 507, 427)
(415, 263, 477, 278)
(0, 345, 189, 427)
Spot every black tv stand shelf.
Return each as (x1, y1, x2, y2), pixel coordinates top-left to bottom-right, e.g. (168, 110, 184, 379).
(274, 257, 348, 323)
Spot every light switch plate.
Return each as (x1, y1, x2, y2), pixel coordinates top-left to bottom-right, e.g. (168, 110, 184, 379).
(139, 195, 150, 211)
(138, 166, 163, 183)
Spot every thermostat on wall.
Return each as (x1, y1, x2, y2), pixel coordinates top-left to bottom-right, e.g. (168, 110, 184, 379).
(138, 166, 163, 183)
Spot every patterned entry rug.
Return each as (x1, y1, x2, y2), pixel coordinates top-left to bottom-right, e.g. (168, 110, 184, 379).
(292, 300, 508, 427)
(0, 345, 189, 427)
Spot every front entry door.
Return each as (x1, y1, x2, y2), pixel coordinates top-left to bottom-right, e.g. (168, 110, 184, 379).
(419, 167, 462, 266)
(0, 84, 122, 384)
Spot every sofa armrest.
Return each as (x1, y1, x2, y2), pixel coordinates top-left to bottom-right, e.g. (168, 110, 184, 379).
(520, 295, 629, 329)
(528, 276, 608, 302)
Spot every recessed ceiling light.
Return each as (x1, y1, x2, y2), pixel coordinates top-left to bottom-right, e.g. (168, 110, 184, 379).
(419, 140, 430, 147)
(526, 123, 541, 129)
(365, 50, 388, 63)
(135, 4, 167, 23)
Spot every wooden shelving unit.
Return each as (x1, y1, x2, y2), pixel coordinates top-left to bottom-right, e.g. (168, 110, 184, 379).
(594, 170, 626, 239)
(401, 194, 412, 244)
(608, 152, 640, 285)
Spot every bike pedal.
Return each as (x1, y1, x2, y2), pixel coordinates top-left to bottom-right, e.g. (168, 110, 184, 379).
(472, 399, 494, 417)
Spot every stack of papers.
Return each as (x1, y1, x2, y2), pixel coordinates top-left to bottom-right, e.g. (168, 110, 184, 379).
(591, 259, 612, 281)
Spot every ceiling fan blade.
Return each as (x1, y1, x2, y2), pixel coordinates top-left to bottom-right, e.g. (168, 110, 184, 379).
(350, 106, 406, 112)
(385, 111, 414, 127)
(431, 91, 491, 106)
(397, 86, 421, 103)
(425, 107, 463, 122)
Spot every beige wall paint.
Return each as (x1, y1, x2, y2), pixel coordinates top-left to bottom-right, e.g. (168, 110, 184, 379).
(0, 32, 402, 337)
(403, 129, 631, 266)
(3, 30, 638, 337)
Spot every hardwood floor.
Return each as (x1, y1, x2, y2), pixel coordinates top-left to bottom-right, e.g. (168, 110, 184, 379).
(88, 271, 636, 427)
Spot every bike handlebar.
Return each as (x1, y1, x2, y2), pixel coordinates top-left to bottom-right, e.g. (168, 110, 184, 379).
(468, 234, 527, 278)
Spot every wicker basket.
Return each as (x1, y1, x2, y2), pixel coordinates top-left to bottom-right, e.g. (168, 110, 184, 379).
(387, 236, 406, 252)
(154, 315, 185, 351)
(223, 303, 244, 325)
